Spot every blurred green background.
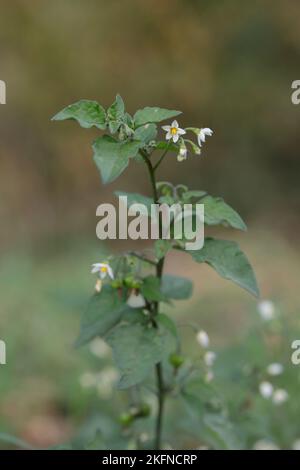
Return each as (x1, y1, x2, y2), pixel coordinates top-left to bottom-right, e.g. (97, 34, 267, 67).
(0, 0, 300, 449)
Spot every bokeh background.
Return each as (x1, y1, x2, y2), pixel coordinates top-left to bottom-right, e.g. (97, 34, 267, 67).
(0, 0, 300, 449)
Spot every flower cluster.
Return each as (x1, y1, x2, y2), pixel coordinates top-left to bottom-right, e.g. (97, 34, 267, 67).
(196, 329, 216, 383)
(259, 362, 288, 405)
(162, 120, 213, 162)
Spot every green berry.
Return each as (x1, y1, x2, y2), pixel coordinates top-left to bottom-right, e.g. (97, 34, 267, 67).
(119, 412, 134, 426)
(169, 353, 185, 369)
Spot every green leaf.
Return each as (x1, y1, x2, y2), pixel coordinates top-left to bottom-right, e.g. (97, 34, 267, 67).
(75, 285, 134, 347)
(114, 191, 154, 216)
(154, 240, 172, 260)
(182, 190, 207, 202)
(107, 94, 125, 121)
(161, 274, 193, 300)
(133, 123, 157, 143)
(106, 319, 176, 389)
(93, 136, 140, 184)
(107, 94, 125, 133)
(202, 195, 247, 231)
(140, 275, 167, 302)
(182, 379, 244, 450)
(202, 414, 244, 450)
(156, 313, 179, 341)
(183, 393, 243, 449)
(134, 107, 181, 127)
(52, 100, 106, 129)
(188, 238, 259, 297)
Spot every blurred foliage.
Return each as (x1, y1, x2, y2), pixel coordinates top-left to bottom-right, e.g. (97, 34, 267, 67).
(0, 233, 299, 449)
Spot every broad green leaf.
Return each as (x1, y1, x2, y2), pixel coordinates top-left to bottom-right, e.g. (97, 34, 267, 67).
(154, 239, 172, 260)
(134, 107, 181, 127)
(156, 313, 179, 341)
(140, 275, 167, 302)
(202, 413, 244, 450)
(75, 285, 134, 347)
(107, 94, 125, 121)
(188, 238, 259, 297)
(93, 136, 140, 184)
(107, 95, 125, 133)
(202, 195, 247, 231)
(106, 319, 176, 389)
(183, 393, 243, 450)
(114, 191, 154, 216)
(133, 123, 157, 143)
(182, 379, 244, 450)
(161, 274, 193, 300)
(52, 100, 106, 129)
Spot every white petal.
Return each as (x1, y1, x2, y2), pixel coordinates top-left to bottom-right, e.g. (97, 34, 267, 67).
(107, 266, 114, 279)
(203, 128, 213, 136)
(204, 351, 216, 367)
(127, 293, 146, 308)
(162, 125, 170, 131)
(177, 128, 186, 135)
(172, 133, 179, 143)
(95, 279, 102, 293)
(196, 330, 210, 348)
(166, 131, 172, 140)
(171, 120, 179, 128)
(267, 363, 284, 376)
(259, 381, 273, 398)
(91, 263, 102, 273)
(273, 389, 288, 405)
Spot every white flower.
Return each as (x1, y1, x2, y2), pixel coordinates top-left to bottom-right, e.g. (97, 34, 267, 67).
(267, 363, 284, 376)
(253, 439, 279, 450)
(91, 262, 114, 280)
(259, 381, 274, 398)
(162, 120, 186, 143)
(197, 128, 213, 146)
(196, 330, 210, 348)
(177, 145, 187, 162)
(95, 278, 102, 293)
(204, 351, 216, 367)
(257, 300, 275, 321)
(273, 389, 288, 405)
(127, 291, 146, 308)
(89, 338, 111, 359)
(292, 439, 300, 450)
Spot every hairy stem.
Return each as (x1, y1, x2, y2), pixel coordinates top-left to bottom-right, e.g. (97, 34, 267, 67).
(140, 149, 166, 450)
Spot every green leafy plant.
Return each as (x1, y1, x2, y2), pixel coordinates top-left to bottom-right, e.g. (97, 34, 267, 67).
(52, 95, 259, 449)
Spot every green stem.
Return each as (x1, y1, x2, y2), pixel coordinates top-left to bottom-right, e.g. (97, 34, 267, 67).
(154, 362, 164, 449)
(139, 149, 159, 202)
(139, 149, 166, 450)
(153, 142, 170, 172)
